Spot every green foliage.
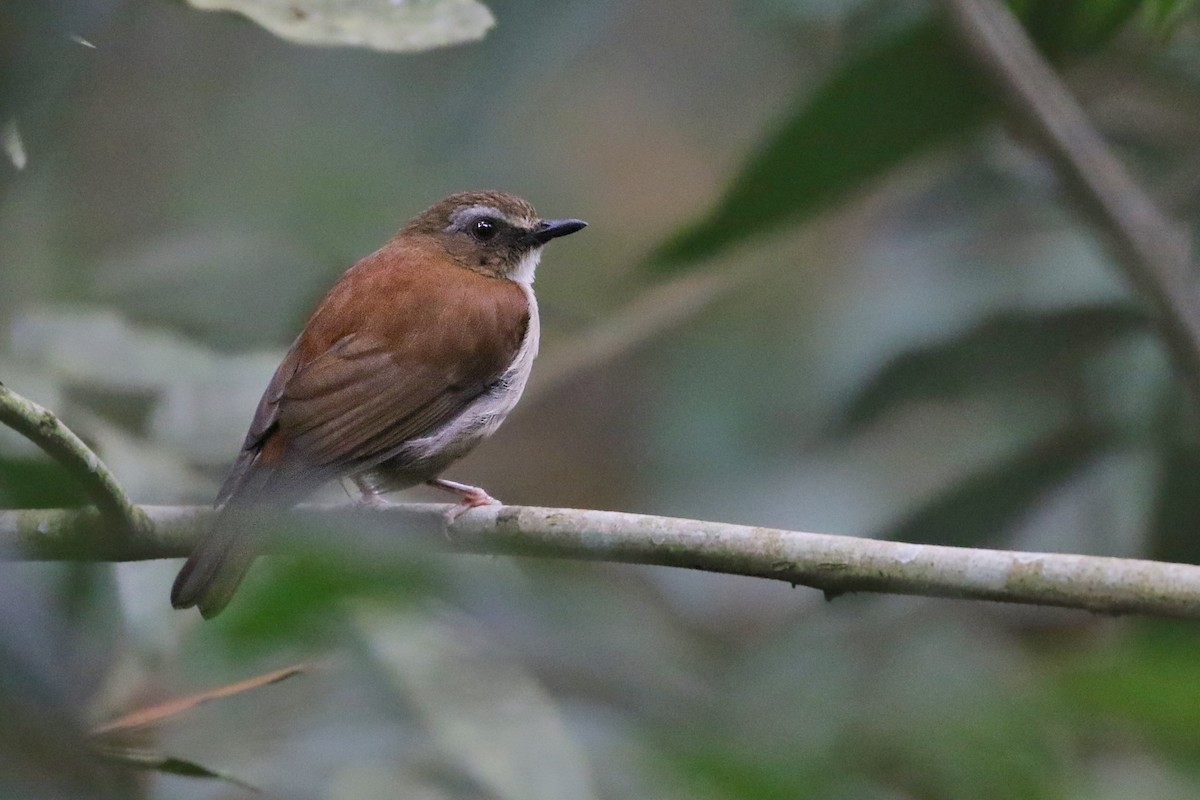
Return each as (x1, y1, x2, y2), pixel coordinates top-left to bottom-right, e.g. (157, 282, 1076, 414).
(6, 0, 1200, 797)
(660, 746, 833, 800)
(837, 304, 1148, 433)
(1055, 622, 1200, 764)
(1013, 0, 1145, 55)
(1139, 0, 1199, 38)
(1147, 443, 1200, 563)
(650, 20, 990, 268)
(651, 3, 1147, 270)
(212, 541, 440, 651)
(95, 746, 261, 793)
(882, 427, 1109, 546)
(357, 610, 601, 800)
(655, 615, 1068, 800)
(0, 457, 87, 509)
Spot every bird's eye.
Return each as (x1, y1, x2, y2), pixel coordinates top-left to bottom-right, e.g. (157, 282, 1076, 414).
(471, 218, 499, 242)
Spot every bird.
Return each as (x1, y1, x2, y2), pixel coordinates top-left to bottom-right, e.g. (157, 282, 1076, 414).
(170, 190, 586, 618)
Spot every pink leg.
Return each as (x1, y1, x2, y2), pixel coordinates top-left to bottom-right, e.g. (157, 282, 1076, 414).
(427, 478, 500, 521)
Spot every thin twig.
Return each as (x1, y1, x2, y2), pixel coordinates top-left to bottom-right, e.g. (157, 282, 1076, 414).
(0, 383, 148, 534)
(939, 0, 1200, 406)
(91, 664, 307, 736)
(5, 503, 1200, 619)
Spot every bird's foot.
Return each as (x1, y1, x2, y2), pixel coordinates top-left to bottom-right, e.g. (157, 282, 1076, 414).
(427, 478, 501, 523)
(356, 492, 392, 509)
(351, 476, 392, 509)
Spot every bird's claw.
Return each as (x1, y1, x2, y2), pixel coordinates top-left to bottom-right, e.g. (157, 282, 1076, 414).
(442, 488, 500, 523)
(353, 489, 392, 509)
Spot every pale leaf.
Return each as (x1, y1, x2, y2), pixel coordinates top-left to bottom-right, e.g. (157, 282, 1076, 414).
(186, 0, 494, 52)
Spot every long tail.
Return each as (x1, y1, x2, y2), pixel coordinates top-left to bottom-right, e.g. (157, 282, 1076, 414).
(170, 511, 263, 619)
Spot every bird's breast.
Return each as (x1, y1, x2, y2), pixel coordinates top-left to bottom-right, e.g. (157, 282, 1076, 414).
(370, 282, 540, 486)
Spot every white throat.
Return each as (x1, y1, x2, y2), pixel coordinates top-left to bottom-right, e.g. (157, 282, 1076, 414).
(510, 246, 543, 286)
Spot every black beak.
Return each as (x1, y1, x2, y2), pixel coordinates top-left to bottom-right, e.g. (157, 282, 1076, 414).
(529, 218, 587, 245)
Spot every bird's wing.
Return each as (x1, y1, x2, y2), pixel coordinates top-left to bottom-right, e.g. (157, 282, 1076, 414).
(213, 341, 303, 507)
(279, 332, 500, 466)
(217, 273, 529, 507)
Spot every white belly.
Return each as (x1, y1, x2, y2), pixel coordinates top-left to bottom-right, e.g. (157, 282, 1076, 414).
(369, 281, 539, 487)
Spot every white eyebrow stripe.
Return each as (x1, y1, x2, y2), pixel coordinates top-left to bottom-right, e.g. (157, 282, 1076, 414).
(447, 205, 531, 230)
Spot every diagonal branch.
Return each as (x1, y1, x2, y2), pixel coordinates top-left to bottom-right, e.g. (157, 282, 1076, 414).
(939, 0, 1200, 406)
(0, 383, 149, 535)
(5, 503, 1200, 619)
(526, 268, 740, 404)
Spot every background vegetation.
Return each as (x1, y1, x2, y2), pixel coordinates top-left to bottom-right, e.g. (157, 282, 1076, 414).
(5, 0, 1200, 797)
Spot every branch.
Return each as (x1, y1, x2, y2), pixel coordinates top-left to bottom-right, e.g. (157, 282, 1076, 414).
(939, 0, 1200, 405)
(6, 503, 1200, 619)
(0, 383, 149, 534)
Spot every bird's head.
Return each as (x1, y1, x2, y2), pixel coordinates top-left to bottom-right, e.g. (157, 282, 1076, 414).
(405, 190, 586, 283)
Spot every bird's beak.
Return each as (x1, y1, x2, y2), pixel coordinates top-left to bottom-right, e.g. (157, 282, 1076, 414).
(529, 218, 587, 245)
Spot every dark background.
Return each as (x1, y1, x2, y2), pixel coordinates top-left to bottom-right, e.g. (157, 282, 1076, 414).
(4, 1, 1200, 797)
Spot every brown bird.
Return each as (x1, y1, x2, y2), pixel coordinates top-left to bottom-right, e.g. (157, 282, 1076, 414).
(171, 190, 586, 618)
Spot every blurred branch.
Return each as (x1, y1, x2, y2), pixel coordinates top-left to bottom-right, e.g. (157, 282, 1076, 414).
(526, 268, 741, 403)
(6, 503, 1200, 619)
(939, 0, 1200, 407)
(527, 180, 881, 406)
(0, 384, 148, 534)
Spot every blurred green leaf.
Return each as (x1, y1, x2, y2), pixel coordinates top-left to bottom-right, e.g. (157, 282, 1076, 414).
(650, 3, 1145, 270)
(837, 304, 1147, 434)
(213, 541, 439, 651)
(0, 457, 87, 509)
(1138, 0, 1198, 37)
(1014, 0, 1144, 55)
(186, 0, 494, 52)
(649, 20, 989, 269)
(0, 567, 134, 799)
(659, 746, 833, 800)
(1056, 622, 1200, 763)
(1147, 444, 1200, 563)
(94, 745, 260, 792)
(882, 427, 1108, 546)
(357, 609, 600, 800)
(660, 616, 1064, 800)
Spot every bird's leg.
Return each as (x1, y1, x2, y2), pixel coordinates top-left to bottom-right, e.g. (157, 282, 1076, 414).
(427, 478, 500, 522)
(352, 474, 392, 509)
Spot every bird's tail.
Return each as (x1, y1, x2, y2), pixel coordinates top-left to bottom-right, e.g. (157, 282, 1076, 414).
(170, 510, 264, 619)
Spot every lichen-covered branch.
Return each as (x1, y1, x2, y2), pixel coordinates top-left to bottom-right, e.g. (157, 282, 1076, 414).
(5, 503, 1200, 619)
(0, 384, 149, 534)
